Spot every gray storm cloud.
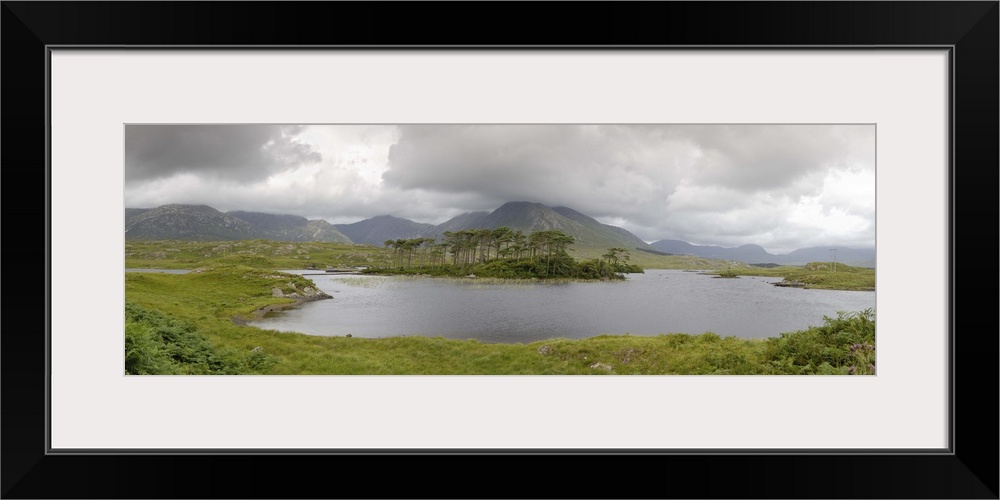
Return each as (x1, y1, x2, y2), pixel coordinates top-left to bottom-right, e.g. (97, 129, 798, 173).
(381, 124, 874, 235)
(124, 124, 321, 183)
(385, 125, 613, 200)
(123, 123, 875, 253)
(383, 125, 690, 221)
(680, 124, 874, 193)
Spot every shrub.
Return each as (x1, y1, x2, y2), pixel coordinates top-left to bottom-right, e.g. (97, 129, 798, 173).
(766, 309, 875, 374)
(124, 302, 278, 375)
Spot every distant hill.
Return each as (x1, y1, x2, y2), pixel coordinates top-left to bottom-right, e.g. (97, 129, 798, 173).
(228, 211, 352, 243)
(650, 239, 875, 267)
(781, 247, 876, 268)
(420, 202, 655, 251)
(124, 203, 871, 266)
(334, 215, 435, 246)
(338, 202, 655, 252)
(125, 208, 154, 228)
(125, 204, 263, 241)
(551, 206, 653, 250)
(420, 211, 491, 240)
(124, 201, 654, 250)
(124, 205, 352, 243)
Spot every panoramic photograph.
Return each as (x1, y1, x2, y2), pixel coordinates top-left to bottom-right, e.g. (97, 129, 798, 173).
(124, 124, 876, 375)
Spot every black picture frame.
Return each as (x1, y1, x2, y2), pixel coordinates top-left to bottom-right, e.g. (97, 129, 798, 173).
(3, 2, 997, 498)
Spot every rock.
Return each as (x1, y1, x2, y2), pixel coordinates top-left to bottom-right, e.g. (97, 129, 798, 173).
(538, 345, 552, 355)
(271, 287, 284, 297)
(345, 334, 352, 338)
(773, 280, 806, 288)
(589, 362, 613, 371)
(620, 348, 638, 364)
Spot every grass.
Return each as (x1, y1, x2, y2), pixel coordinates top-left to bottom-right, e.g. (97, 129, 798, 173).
(706, 262, 876, 291)
(125, 240, 393, 270)
(125, 239, 741, 271)
(124, 264, 876, 375)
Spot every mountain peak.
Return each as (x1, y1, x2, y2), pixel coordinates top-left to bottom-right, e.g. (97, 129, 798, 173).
(333, 215, 436, 245)
(125, 204, 352, 243)
(492, 201, 549, 216)
(428, 202, 654, 250)
(650, 239, 875, 267)
(497, 201, 545, 208)
(159, 203, 218, 212)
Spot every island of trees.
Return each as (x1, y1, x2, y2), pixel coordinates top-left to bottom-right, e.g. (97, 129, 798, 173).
(369, 227, 643, 280)
(124, 235, 876, 375)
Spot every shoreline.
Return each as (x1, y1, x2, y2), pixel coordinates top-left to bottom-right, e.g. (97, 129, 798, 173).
(358, 270, 632, 283)
(231, 293, 332, 326)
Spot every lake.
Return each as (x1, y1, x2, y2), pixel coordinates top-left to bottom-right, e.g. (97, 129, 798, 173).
(248, 269, 875, 343)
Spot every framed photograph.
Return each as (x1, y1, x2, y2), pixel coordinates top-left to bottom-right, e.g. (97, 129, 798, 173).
(4, 2, 996, 498)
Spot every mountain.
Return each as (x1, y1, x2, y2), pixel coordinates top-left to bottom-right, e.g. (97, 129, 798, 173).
(228, 211, 352, 243)
(427, 202, 655, 251)
(650, 239, 875, 267)
(550, 206, 651, 249)
(124, 204, 352, 243)
(334, 215, 435, 246)
(125, 208, 154, 228)
(335, 202, 655, 251)
(124, 204, 263, 240)
(420, 211, 491, 240)
(130, 203, 873, 266)
(649, 240, 772, 262)
(648, 240, 703, 256)
(782, 247, 877, 268)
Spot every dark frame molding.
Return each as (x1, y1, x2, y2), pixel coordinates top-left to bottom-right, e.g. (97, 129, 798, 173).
(3, 2, 996, 498)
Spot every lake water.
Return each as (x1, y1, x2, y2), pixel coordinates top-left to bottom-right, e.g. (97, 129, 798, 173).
(248, 269, 875, 343)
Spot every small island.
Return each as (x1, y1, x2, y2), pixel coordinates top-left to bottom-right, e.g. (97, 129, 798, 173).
(707, 262, 875, 291)
(119, 124, 877, 376)
(125, 238, 875, 376)
(362, 227, 643, 281)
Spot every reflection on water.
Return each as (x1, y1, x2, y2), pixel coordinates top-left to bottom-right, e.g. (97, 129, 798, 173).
(249, 269, 875, 343)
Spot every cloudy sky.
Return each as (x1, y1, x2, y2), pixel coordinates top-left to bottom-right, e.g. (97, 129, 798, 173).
(124, 124, 875, 254)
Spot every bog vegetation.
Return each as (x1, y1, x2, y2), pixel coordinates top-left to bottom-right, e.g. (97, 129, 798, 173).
(124, 232, 875, 375)
(711, 262, 876, 291)
(124, 262, 876, 375)
(125, 237, 739, 271)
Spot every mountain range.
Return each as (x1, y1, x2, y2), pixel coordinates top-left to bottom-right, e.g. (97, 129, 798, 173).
(125, 202, 655, 252)
(649, 239, 875, 267)
(124, 204, 351, 243)
(333, 215, 435, 246)
(387, 201, 655, 251)
(123, 202, 874, 267)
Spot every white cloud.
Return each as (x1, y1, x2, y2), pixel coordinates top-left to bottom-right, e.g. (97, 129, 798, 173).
(124, 124, 876, 253)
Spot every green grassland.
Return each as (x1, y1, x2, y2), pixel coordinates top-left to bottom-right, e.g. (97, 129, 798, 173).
(124, 263, 876, 375)
(567, 246, 749, 270)
(126, 240, 392, 270)
(710, 262, 876, 291)
(125, 240, 741, 272)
